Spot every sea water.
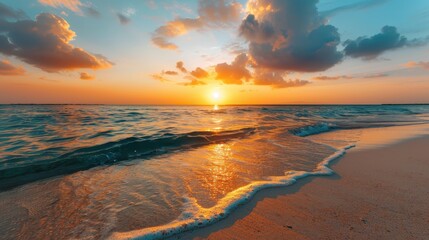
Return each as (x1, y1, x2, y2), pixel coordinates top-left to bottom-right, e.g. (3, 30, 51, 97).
(0, 105, 428, 239)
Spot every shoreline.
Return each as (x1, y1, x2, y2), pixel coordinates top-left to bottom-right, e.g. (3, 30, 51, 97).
(171, 128, 429, 239)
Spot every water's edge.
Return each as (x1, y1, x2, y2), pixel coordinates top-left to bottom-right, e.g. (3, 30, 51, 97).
(110, 144, 355, 240)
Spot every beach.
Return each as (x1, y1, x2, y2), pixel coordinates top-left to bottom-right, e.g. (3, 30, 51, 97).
(173, 126, 429, 240)
(1, 105, 429, 239)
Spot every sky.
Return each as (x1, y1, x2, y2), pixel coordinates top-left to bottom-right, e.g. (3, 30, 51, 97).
(0, 0, 428, 105)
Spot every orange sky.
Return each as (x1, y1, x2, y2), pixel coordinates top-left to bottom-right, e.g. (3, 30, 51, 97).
(1, 0, 429, 104)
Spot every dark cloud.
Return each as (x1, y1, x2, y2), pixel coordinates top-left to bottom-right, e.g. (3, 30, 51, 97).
(80, 72, 95, 80)
(215, 53, 251, 84)
(152, 0, 242, 50)
(344, 26, 407, 59)
(242, 0, 343, 72)
(176, 61, 187, 73)
(84, 7, 100, 18)
(190, 67, 208, 79)
(0, 12, 112, 72)
(0, 60, 25, 75)
(253, 70, 310, 88)
(0, 2, 27, 20)
(239, 14, 275, 43)
(117, 12, 131, 25)
(313, 75, 354, 80)
(321, 0, 388, 17)
(163, 70, 178, 75)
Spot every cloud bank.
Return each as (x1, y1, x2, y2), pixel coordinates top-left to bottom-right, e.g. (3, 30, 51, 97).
(149, 0, 428, 88)
(241, 0, 343, 72)
(0, 11, 112, 72)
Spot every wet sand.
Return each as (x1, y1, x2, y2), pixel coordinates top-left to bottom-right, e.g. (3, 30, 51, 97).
(173, 133, 429, 239)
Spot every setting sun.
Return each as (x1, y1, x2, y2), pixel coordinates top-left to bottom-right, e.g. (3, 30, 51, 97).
(1, 1, 429, 239)
(212, 90, 221, 102)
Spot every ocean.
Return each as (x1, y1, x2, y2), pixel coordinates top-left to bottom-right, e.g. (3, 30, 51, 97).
(1, 104, 429, 239)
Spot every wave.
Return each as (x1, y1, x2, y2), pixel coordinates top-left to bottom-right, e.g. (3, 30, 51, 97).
(290, 122, 337, 137)
(0, 127, 256, 190)
(109, 144, 355, 240)
(288, 120, 429, 138)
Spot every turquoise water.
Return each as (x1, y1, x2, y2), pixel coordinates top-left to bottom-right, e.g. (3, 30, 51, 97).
(0, 105, 428, 239)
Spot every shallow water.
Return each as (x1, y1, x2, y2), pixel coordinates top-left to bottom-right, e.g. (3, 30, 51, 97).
(1, 105, 429, 239)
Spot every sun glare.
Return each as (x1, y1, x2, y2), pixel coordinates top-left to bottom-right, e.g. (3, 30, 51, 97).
(212, 91, 220, 101)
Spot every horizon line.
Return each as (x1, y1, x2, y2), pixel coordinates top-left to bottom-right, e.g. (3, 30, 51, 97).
(1, 103, 429, 106)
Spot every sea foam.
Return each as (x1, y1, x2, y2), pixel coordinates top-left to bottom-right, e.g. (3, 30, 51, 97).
(109, 144, 355, 240)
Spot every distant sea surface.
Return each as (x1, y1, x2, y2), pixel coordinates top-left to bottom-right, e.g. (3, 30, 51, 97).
(1, 105, 429, 239)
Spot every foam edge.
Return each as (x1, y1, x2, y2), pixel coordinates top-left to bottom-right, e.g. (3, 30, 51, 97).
(109, 144, 355, 240)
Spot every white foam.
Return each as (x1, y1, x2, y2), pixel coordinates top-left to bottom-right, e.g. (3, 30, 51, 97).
(109, 144, 355, 240)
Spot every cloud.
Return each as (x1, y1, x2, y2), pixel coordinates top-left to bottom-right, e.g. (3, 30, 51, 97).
(80, 72, 95, 80)
(313, 73, 388, 80)
(151, 74, 171, 82)
(38, 0, 83, 13)
(117, 13, 131, 25)
(163, 70, 178, 75)
(313, 75, 354, 80)
(321, 0, 388, 17)
(224, 41, 248, 55)
(155, 57, 310, 89)
(181, 77, 206, 86)
(253, 69, 310, 88)
(0, 2, 27, 20)
(404, 61, 429, 70)
(0, 12, 112, 72)
(152, 0, 242, 50)
(344, 26, 407, 59)
(176, 61, 188, 73)
(84, 7, 100, 18)
(215, 53, 251, 84)
(0, 60, 25, 75)
(116, 8, 136, 25)
(362, 73, 389, 78)
(190, 67, 209, 78)
(239, 14, 276, 43)
(241, 0, 343, 72)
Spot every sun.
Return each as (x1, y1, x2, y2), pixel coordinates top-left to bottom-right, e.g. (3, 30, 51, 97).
(212, 90, 221, 102)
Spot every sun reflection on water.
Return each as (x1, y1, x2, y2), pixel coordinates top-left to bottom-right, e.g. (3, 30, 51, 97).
(202, 143, 235, 200)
